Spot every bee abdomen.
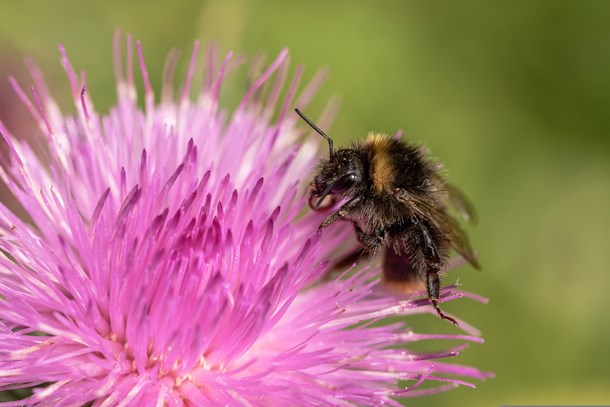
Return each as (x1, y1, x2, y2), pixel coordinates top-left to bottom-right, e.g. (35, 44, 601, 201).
(382, 246, 425, 293)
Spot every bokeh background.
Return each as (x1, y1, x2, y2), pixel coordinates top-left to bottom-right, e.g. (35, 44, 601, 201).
(1, 1, 609, 406)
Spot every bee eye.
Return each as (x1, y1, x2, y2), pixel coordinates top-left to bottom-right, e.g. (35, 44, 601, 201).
(330, 173, 358, 194)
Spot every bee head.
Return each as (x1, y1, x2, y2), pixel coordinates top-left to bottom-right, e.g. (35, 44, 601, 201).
(310, 149, 363, 208)
(294, 109, 363, 210)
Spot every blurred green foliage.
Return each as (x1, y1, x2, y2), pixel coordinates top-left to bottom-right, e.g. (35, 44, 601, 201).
(1, 1, 609, 405)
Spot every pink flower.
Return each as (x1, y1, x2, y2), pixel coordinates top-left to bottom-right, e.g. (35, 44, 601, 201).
(0, 34, 491, 406)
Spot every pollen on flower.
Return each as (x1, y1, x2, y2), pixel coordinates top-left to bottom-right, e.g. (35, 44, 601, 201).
(0, 32, 491, 406)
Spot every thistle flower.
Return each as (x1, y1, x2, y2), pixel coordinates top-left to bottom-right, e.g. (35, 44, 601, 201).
(0, 34, 491, 406)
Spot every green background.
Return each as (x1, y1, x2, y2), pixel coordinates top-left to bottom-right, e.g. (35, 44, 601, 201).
(1, 1, 609, 405)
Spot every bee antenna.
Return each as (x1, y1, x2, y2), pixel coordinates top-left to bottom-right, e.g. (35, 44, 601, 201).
(295, 108, 334, 160)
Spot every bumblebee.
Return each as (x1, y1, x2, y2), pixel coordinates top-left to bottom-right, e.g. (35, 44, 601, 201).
(296, 108, 479, 325)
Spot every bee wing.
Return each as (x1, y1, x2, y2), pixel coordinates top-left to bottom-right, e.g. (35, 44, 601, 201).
(396, 189, 480, 270)
(444, 182, 478, 225)
(444, 214, 480, 269)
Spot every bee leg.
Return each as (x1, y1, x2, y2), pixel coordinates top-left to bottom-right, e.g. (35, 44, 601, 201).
(425, 270, 459, 326)
(318, 196, 361, 231)
(415, 222, 459, 326)
(355, 225, 386, 257)
(319, 211, 344, 230)
(328, 223, 377, 271)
